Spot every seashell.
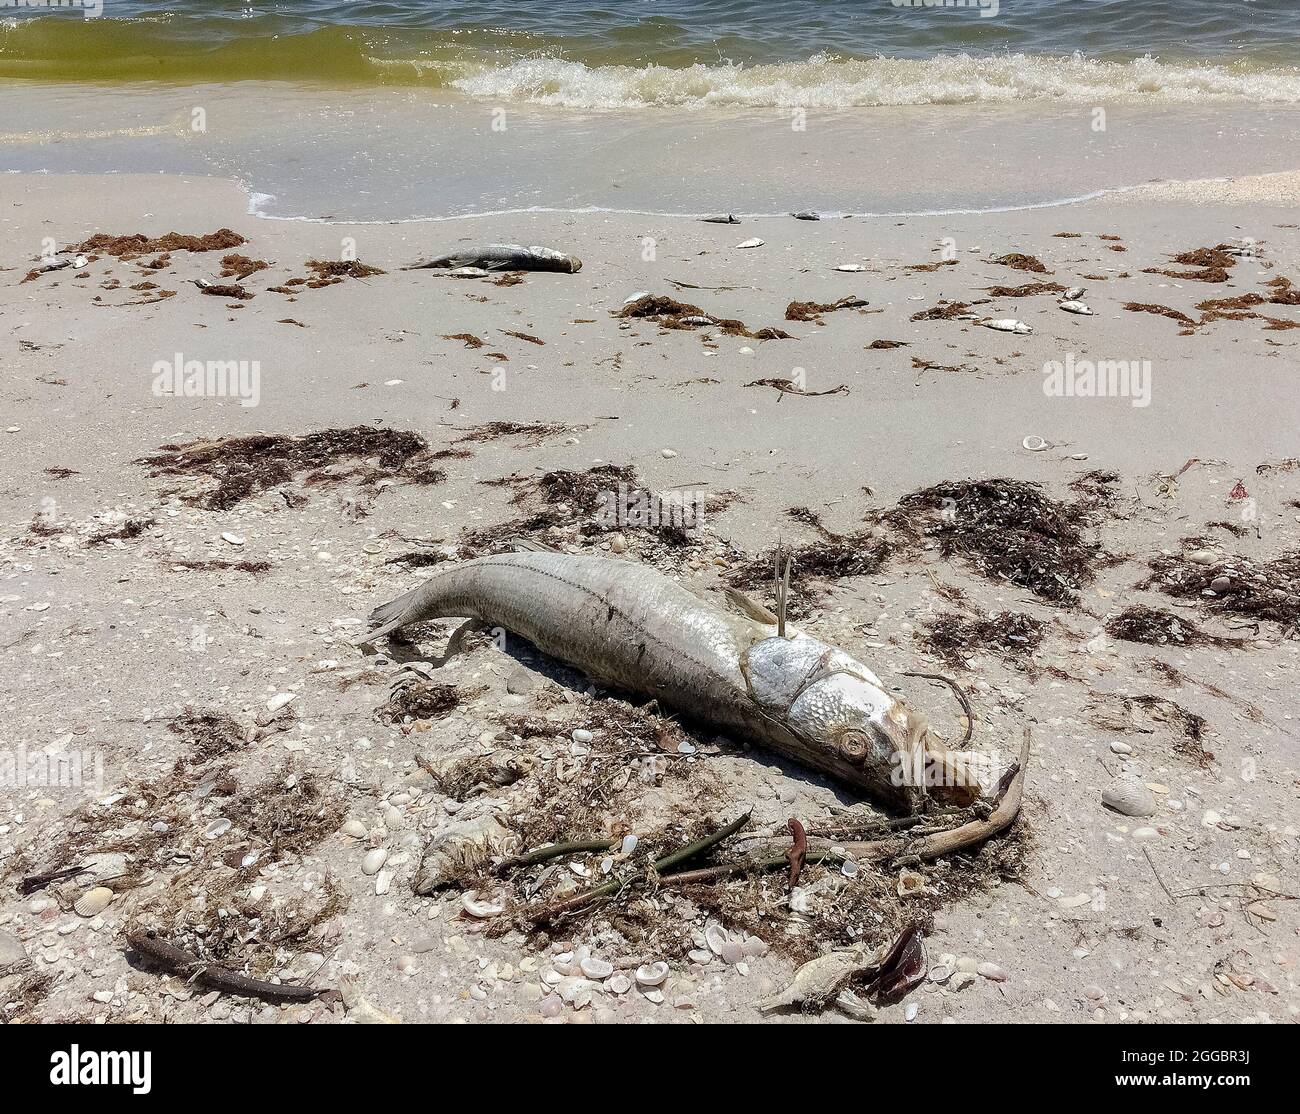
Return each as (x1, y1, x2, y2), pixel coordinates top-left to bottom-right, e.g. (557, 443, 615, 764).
(340, 819, 367, 840)
(705, 922, 729, 955)
(204, 818, 231, 840)
(1022, 435, 1049, 451)
(642, 989, 665, 1004)
(929, 964, 953, 984)
(74, 887, 114, 918)
(266, 692, 296, 713)
(983, 318, 1032, 334)
(221, 532, 245, 546)
(461, 890, 504, 919)
(742, 935, 769, 958)
(361, 848, 388, 876)
(905, 1001, 919, 1021)
(1101, 780, 1156, 817)
(1058, 300, 1094, 315)
(736, 238, 765, 249)
(539, 993, 564, 1018)
(720, 941, 745, 965)
(841, 859, 860, 879)
(1187, 548, 1218, 566)
(607, 973, 632, 994)
(896, 867, 926, 897)
(688, 948, 713, 964)
(635, 961, 669, 986)
(580, 956, 613, 980)
(977, 961, 1008, 982)
(620, 834, 638, 855)
(571, 728, 594, 745)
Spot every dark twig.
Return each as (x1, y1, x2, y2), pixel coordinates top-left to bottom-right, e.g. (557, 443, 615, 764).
(495, 838, 619, 873)
(900, 671, 975, 748)
(126, 931, 324, 1003)
(530, 811, 752, 920)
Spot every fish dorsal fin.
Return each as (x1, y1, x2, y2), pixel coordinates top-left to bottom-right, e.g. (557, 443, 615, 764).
(508, 537, 562, 553)
(723, 587, 779, 625)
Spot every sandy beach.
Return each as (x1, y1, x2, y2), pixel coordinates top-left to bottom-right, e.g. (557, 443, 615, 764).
(2, 165, 1297, 1025)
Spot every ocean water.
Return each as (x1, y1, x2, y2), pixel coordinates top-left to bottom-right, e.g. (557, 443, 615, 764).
(3, 2, 1298, 220)
(2, 1, 1300, 106)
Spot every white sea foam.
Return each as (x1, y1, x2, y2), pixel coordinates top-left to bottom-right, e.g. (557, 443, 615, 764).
(448, 52, 1300, 109)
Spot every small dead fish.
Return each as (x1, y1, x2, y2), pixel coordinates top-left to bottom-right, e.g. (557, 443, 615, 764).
(736, 238, 765, 249)
(835, 263, 868, 272)
(791, 211, 821, 221)
(33, 253, 87, 274)
(982, 318, 1032, 334)
(405, 244, 581, 273)
(678, 315, 716, 326)
(1059, 299, 1095, 315)
(443, 266, 492, 279)
(1063, 286, 1086, 300)
(701, 214, 740, 224)
(761, 948, 874, 1013)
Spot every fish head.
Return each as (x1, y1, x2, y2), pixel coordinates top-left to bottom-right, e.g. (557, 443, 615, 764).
(742, 633, 928, 811)
(742, 633, 997, 811)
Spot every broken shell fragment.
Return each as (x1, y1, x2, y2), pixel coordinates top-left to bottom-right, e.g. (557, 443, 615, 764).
(461, 890, 504, 919)
(580, 956, 613, 980)
(635, 961, 669, 986)
(1022, 435, 1049, 452)
(896, 867, 926, 897)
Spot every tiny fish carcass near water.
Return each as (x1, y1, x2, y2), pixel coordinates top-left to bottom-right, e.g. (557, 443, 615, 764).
(363, 550, 996, 812)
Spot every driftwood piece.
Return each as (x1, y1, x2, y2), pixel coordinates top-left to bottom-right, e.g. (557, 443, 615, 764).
(126, 931, 324, 1003)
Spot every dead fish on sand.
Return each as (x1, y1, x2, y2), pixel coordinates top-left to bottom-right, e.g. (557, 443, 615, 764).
(700, 214, 741, 224)
(404, 244, 581, 273)
(32, 252, 87, 274)
(736, 237, 765, 249)
(982, 318, 1033, 334)
(792, 211, 821, 221)
(1058, 299, 1095, 315)
(363, 550, 996, 812)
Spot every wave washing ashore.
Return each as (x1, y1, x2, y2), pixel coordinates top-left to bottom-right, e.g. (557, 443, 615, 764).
(2, 0, 1300, 105)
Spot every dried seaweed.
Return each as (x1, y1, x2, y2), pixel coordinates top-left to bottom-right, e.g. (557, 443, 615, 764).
(1104, 605, 1243, 648)
(990, 253, 1049, 273)
(921, 612, 1046, 667)
(891, 478, 1103, 605)
(1143, 550, 1300, 629)
(78, 229, 246, 258)
(137, 426, 444, 510)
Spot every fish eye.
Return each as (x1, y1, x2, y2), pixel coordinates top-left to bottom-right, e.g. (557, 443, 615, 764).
(837, 728, 869, 760)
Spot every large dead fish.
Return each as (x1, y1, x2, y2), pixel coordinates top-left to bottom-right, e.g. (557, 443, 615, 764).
(364, 551, 990, 812)
(403, 244, 581, 273)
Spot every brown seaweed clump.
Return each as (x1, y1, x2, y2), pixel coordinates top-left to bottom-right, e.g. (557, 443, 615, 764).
(136, 426, 446, 510)
(616, 294, 790, 339)
(784, 296, 868, 322)
(910, 300, 973, 321)
(892, 478, 1103, 605)
(78, 229, 246, 258)
(1143, 550, 1300, 630)
(1142, 245, 1236, 284)
(1104, 605, 1243, 648)
(985, 281, 1066, 298)
(990, 253, 1049, 273)
(375, 680, 463, 725)
(168, 708, 249, 760)
(921, 611, 1046, 667)
(464, 463, 726, 555)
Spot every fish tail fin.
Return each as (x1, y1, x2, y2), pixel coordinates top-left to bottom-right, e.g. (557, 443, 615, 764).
(358, 582, 440, 645)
